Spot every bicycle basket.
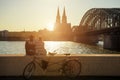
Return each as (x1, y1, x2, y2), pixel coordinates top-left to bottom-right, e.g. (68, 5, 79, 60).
(41, 60, 48, 70)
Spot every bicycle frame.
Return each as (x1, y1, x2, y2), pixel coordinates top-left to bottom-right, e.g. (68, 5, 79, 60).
(23, 55, 81, 80)
(32, 56, 67, 72)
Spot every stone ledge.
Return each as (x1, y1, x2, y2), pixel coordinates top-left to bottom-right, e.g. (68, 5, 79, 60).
(0, 54, 120, 76)
(0, 54, 120, 57)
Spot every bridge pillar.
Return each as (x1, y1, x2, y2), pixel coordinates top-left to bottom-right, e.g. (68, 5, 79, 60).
(104, 33, 120, 51)
(73, 35, 99, 44)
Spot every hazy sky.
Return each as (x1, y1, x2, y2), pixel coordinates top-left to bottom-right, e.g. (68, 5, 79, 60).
(0, 0, 120, 31)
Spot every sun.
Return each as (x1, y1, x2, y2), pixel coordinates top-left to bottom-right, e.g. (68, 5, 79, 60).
(47, 22, 54, 31)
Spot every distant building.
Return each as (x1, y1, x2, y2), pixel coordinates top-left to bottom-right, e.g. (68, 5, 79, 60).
(54, 7, 72, 33)
(0, 30, 40, 41)
(0, 30, 8, 38)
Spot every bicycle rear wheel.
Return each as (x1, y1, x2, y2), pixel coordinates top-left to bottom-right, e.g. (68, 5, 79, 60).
(62, 60, 81, 77)
(23, 62, 35, 80)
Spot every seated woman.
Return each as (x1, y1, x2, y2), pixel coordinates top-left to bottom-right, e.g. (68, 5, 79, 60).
(35, 37, 47, 56)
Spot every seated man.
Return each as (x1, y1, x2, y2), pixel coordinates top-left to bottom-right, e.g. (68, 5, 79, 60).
(25, 35, 36, 55)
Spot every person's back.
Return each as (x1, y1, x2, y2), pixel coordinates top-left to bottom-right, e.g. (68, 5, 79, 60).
(25, 35, 36, 55)
(35, 37, 46, 56)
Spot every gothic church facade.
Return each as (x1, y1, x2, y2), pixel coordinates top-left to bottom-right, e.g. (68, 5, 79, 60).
(54, 7, 72, 33)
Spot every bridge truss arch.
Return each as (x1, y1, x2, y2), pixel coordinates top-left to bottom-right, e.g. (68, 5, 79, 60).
(73, 8, 120, 51)
(76, 8, 120, 32)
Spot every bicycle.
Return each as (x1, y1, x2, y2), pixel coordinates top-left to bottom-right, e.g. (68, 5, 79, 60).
(23, 53, 81, 80)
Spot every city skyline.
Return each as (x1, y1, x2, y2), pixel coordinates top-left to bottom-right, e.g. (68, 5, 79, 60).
(0, 0, 120, 31)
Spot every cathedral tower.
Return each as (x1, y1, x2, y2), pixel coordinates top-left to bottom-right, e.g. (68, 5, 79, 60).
(62, 7, 67, 23)
(56, 7, 60, 23)
(54, 7, 71, 34)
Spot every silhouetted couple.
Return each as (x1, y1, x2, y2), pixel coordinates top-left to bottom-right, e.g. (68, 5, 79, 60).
(25, 35, 47, 56)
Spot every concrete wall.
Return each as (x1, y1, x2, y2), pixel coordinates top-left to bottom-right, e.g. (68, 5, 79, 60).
(0, 54, 120, 76)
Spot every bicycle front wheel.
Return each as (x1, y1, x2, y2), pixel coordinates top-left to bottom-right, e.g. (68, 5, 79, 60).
(62, 60, 81, 77)
(23, 62, 35, 80)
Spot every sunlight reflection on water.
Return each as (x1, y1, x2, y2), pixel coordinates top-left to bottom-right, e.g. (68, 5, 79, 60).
(0, 41, 119, 54)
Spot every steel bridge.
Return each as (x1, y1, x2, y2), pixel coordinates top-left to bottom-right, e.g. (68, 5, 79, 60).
(73, 8, 120, 51)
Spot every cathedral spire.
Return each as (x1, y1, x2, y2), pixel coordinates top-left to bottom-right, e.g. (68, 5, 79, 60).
(63, 7, 66, 17)
(62, 7, 67, 23)
(56, 7, 60, 23)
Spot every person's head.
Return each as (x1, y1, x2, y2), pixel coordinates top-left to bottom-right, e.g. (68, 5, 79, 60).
(38, 37, 42, 41)
(29, 35, 34, 41)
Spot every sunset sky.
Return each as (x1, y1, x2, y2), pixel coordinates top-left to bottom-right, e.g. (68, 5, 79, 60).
(0, 0, 120, 31)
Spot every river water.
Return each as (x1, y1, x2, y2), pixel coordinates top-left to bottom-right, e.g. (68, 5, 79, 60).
(0, 41, 119, 54)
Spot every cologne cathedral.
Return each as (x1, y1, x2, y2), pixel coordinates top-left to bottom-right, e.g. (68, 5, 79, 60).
(54, 7, 72, 33)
